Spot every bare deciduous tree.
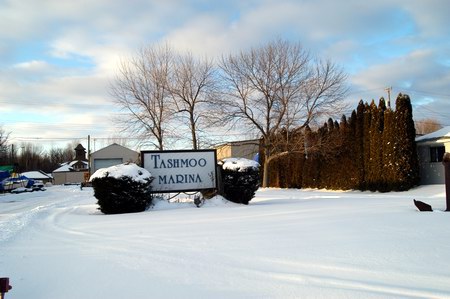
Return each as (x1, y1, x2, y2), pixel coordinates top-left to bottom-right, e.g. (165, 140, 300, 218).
(220, 39, 348, 187)
(17, 142, 45, 172)
(0, 125, 10, 164)
(415, 118, 442, 135)
(169, 53, 218, 150)
(111, 44, 220, 150)
(111, 44, 174, 150)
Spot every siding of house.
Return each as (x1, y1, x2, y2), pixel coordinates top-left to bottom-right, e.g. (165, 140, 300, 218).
(417, 145, 445, 184)
(53, 171, 87, 185)
(216, 140, 259, 161)
(216, 145, 232, 160)
(90, 144, 139, 173)
(416, 128, 450, 184)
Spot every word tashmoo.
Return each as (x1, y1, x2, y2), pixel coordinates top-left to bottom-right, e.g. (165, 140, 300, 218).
(149, 154, 207, 169)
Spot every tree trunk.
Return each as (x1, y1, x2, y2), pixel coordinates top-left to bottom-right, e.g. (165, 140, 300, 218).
(262, 148, 270, 187)
(190, 113, 198, 150)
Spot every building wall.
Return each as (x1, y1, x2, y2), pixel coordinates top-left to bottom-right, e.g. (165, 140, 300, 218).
(216, 145, 232, 161)
(216, 140, 259, 161)
(53, 171, 87, 185)
(417, 140, 450, 184)
(90, 144, 139, 173)
(231, 142, 259, 160)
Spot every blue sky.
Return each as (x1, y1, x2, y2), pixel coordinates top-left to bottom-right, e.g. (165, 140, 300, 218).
(1, 0, 450, 151)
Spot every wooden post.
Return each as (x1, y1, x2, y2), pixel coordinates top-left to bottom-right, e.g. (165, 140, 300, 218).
(0, 277, 12, 299)
(216, 164, 224, 196)
(443, 152, 450, 212)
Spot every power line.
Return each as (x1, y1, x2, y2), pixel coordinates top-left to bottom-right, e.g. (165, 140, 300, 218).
(392, 87, 450, 99)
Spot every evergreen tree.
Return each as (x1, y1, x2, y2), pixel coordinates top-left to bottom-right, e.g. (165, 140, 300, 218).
(393, 94, 420, 190)
(347, 111, 359, 189)
(337, 114, 355, 189)
(367, 100, 386, 191)
(366, 100, 378, 190)
(362, 102, 372, 190)
(382, 107, 395, 191)
(302, 126, 320, 188)
(330, 119, 342, 189)
(355, 100, 366, 190)
(375, 98, 387, 191)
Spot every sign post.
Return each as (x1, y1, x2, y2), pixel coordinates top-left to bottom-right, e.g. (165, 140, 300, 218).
(141, 150, 217, 193)
(443, 152, 450, 212)
(0, 277, 12, 299)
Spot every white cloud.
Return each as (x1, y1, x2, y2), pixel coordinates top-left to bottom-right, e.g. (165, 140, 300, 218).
(351, 49, 446, 90)
(12, 60, 50, 70)
(1, 0, 450, 146)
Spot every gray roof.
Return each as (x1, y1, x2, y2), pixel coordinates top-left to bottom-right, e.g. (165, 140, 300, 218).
(22, 171, 53, 179)
(416, 126, 450, 142)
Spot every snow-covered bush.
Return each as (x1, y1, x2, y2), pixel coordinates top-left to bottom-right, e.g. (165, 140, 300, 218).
(220, 158, 260, 205)
(90, 163, 154, 214)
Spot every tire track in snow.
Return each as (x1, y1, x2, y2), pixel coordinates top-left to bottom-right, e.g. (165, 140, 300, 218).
(0, 205, 46, 241)
(269, 271, 448, 299)
(221, 256, 450, 298)
(0, 195, 78, 242)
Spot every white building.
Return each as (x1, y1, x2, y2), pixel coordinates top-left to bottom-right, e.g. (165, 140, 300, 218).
(90, 143, 140, 174)
(52, 144, 89, 185)
(21, 170, 53, 184)
(416, 126, 450, 184)
(215, 139, 260, 161)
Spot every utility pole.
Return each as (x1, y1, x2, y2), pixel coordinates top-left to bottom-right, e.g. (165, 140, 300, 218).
(88, 135, 91, 178)
(385, 86, 392, 108)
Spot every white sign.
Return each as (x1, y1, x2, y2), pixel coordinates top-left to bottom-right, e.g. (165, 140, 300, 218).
(141, 150, 217, 192)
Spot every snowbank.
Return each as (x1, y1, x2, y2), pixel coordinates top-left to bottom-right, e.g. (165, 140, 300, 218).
(89, 163, 152, 183)
(1, 184, 450, 298)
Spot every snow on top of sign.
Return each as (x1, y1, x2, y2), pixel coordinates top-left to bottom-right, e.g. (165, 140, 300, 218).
(90, 163, 152, 183)
(220, 157, 260, 172)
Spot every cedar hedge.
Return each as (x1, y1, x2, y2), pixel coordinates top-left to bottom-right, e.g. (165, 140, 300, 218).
(264, 94, 420, 192)
(91, 174, 153, 214)
(220, 158, 260, 205)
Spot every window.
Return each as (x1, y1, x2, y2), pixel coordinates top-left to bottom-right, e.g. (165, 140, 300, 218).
(430, 146, 445, 162)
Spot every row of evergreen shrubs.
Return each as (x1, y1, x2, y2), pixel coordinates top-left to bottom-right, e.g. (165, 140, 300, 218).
(91, 159, 260, 214)
(265, 94, 419, 192)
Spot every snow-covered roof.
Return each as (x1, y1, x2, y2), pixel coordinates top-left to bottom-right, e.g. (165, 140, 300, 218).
(90, 163, 152, 183)
(416, 126, 450, 142)
(21, 171, 52, 179)
(53, 161, 89, 173)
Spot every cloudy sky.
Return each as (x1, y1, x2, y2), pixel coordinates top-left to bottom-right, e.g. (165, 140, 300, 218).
(1, 0, 450, 151)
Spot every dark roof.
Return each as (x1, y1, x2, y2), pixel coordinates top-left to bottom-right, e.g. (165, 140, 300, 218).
(75, 144, 86, 150)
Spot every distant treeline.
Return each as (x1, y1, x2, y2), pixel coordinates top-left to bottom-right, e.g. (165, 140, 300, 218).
(264, 94, 420, 192)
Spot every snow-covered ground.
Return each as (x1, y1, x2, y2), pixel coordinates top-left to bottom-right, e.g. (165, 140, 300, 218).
(1, 184, 449, 299)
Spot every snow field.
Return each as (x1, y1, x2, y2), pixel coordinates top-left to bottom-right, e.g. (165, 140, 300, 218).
(0, 185, 449, 298)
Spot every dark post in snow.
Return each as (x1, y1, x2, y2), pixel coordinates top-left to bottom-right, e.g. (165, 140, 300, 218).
(443, 152, 450, 212)
(0, 277, 12, 299)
